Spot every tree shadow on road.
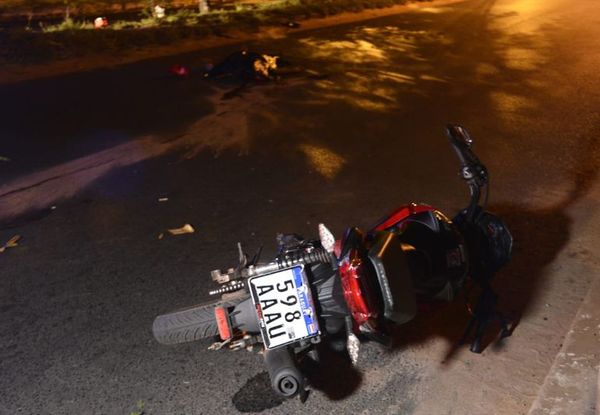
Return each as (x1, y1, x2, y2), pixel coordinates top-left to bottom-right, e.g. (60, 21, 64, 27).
(390, 132, 600, 362)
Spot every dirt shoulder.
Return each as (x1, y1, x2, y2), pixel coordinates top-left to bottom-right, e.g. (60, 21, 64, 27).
(0, 0, 462, 85)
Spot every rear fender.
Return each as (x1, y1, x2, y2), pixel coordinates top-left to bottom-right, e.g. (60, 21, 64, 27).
(228, 297, 260, 333)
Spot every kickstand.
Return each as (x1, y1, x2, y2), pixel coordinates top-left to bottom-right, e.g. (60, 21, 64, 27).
(461, 281, 511, 353)
(299, 387, 310, 403)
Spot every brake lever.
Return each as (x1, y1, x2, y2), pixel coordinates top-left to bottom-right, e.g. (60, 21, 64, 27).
(461, 162, 488, 185)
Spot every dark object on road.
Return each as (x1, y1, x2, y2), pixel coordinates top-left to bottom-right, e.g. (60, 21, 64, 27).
(204, 50, 281, 81)
(284, 21, 300, 28)
(168, 64, 190, 77)
(153, 125, 514, 402)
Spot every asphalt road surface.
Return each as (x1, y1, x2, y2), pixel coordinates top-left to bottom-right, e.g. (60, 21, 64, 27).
(1, 0, 600, 414)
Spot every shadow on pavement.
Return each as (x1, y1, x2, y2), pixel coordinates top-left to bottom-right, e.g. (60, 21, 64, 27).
(391, 132, 600, 360)
(232, 371, 286, 412)
(232, 340, 363, 408)
(300, 344, 363, 400)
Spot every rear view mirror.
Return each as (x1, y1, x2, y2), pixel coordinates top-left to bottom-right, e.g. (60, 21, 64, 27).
(446, 124, 473, 148)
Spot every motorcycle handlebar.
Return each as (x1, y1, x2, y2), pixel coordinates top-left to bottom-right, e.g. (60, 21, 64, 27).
(445, 124, 487, 183)
(446, 125, 470, 165)
(446, 124, 478, 167)
(445, 124, 488, 221)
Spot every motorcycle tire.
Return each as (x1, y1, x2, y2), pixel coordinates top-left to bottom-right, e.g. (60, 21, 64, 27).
(152, 299, 242, 345)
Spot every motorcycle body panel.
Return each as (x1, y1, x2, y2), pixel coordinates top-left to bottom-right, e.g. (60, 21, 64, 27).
(338, 227, 382, 327)
(337, 227, 418, 328)
(372, 203, 436, 233)
(370, 203, 469, 301)
(367, 231, 417, 325)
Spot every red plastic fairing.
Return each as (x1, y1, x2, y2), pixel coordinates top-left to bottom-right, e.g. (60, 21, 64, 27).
(372, 203, 435, 232)
(338, 250, 377, 326)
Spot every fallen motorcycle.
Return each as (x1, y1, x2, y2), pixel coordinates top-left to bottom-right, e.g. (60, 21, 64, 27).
(152, 125, 513, 399)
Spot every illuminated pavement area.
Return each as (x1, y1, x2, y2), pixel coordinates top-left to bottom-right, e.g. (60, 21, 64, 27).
(1, 0, 600, 413)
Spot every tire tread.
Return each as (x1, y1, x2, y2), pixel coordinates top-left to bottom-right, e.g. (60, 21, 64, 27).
(152, 300, 239, 345)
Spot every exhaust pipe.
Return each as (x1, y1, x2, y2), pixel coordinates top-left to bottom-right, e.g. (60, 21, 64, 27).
(263, 347, 304, 398)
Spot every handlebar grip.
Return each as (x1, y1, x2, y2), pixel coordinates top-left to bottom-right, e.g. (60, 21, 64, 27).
(445, 124, 472, 166)
(264, 347, 304, 398)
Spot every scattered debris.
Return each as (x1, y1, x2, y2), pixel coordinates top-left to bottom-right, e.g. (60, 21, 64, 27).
(199, 0, 209, 14)
(253, 55, 278, 79)
(158, 233, 164, 240)
(169, 64, 189, 77)
(209, 338, 231, 350)
(0, 235, 21, 253)
(158, 197, 169, 202)
(284, 21, 300, 28)
(94, 17, 108, 29)
(167, 223, 195, 235)
(154, 5, 166, 18)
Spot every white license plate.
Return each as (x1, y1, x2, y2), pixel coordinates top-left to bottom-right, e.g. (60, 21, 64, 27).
(248, 265, 319, 349)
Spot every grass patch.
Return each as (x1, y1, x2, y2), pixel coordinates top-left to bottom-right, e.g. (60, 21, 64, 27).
(42, 17, 94, 32)
(0, 0, 421, 64)
(129, 399, 146, 415)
